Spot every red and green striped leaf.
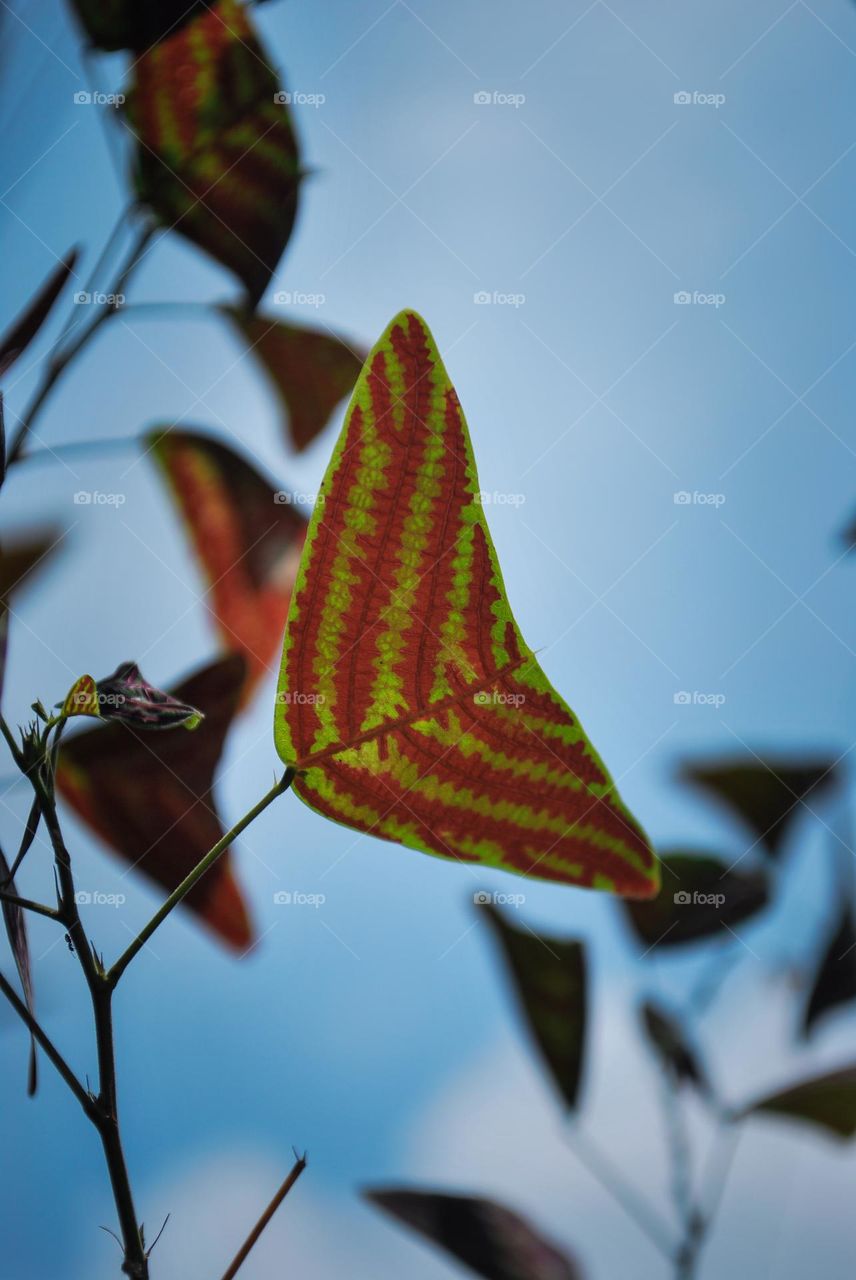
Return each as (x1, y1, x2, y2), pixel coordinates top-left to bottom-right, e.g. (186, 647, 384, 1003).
(481, 903, 587, 1109)
(365, 1190, 581, 1280)
(57, 655, 252, 951)
(222, 309, 365, 452)
(274, 310, 657, 898)
(124, 0, 301, 306)
(70, 0, 208, 52)
(739, 1065, 856, 1141)
(682, 756, 839, 860)
(149, 429, 306, 700)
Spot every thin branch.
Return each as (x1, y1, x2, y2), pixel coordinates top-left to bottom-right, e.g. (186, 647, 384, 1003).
(107, 769, 295, 987)
(0, 887, 59, 922)
(0, 968, 93, 1114)
(220, 1154, 307, 1280)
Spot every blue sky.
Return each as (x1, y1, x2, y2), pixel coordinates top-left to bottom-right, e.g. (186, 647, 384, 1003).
(2, 1, 856, 1277)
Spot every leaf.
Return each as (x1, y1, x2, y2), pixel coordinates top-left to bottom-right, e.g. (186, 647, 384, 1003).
(69, 0, 209, 51)
(622, 851, 768, 948)
(222, 310, 365, 452)
(365, 1190, 581, 1280)
(56, 655, 252, 950)
(0, 845, 37, 1095)
(149, 429, 306, 700)
(481, 902, 587, 1109)
(274, 311, 657, 898)
(682, 757, 839, 860)
(802, 906, 856, 1038)
(641, 999, 709, 1096)
(740, 1065, 856, 1140)
(124, 0, 302, 307)
(0, 249, 79, 377)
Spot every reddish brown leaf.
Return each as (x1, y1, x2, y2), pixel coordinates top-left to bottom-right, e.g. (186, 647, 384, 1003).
(0, 250, 79, 376)
(148, 429, 306, 700)
(223, 310, 365, 452)
(56, 655, 252, 950)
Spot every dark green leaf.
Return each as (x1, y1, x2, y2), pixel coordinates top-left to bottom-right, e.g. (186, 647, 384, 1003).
(222, 310, 365, 451)
(623, 851, 768, 949)
(803, 906, 856, 1038)
(682, 757, 839, 860)
(69, 0, 209, 52)
(740, 1066, 856, 1140)
(481, 903, 587, 1110)
(0, 249, 78, 376)
(641, 1000, 709, 1097)
(365, 1189, 581, 1280)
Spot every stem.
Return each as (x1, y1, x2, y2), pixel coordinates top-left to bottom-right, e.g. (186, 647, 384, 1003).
(6, 222, 156, 466)
(565, 1125, 674, 1257)
(107, 769, 295, 987)
(219, 1154, 307, 1280)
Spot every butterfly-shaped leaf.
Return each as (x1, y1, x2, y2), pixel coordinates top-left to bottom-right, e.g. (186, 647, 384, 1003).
(641, 999, 710, 1097)
(622, 851, 768, 949)
(0, 249, 78, 376)
(223, 310, 365, 452)
(149, 429, 306, 699)
(0, 845, 37, 1094)
(69, 0, 208, 51)
(124, 0, 301, 306)
(802, 905, 856, 1039)
(739, 1065, 856, 1141)
(56, 655, 252, 950)
(481, 902, 587, 1108)
(62, 661, 204, 729)
(366, 1190, 582, 1280)
(682, 757, 838, 860)
(274, 311, 656, 897)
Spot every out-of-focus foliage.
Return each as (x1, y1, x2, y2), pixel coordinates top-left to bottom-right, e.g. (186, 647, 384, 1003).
(802, 904, 856, 1038)
(0, 845, 37, 1094)
(0, 250, 78, 376)
(622, 850, 768, 948)
(70, 0, 208, 51)
(640, 999, 710, 1098)
(741, 1066, 856, 1141)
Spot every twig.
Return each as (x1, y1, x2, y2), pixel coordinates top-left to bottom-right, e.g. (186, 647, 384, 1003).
(0, 968, 93, 1114)
(220, 1154, 307, 1280)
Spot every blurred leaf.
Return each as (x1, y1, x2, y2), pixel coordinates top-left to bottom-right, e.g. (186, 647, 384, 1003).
(843, 509, 856, 551)
(0, 531, 62, 702)
(124, 0, 301, 307)
(481, 902, 587, 1109)
(623, 851, 768, 949)
(149, 428, 306, 700)
(802, 905, 856, 1038)
(275, 310, 658, 898)
(366, 1190, 581, 1280)
(0, 249, 78, 376)
(222, 309, 365, 452)
(0, 845, 37, 1095)
(641, 999, 709, 1097)
(69, 0, 208, 51)
(740, 1065, 856, 1140)
(682, 757, 838, 860)
(57, 655, 252, 950)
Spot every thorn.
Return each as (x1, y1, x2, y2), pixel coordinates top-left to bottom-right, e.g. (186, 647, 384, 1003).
(99, 1225, 123, 1253)
(146, 1213, 170, 1257)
